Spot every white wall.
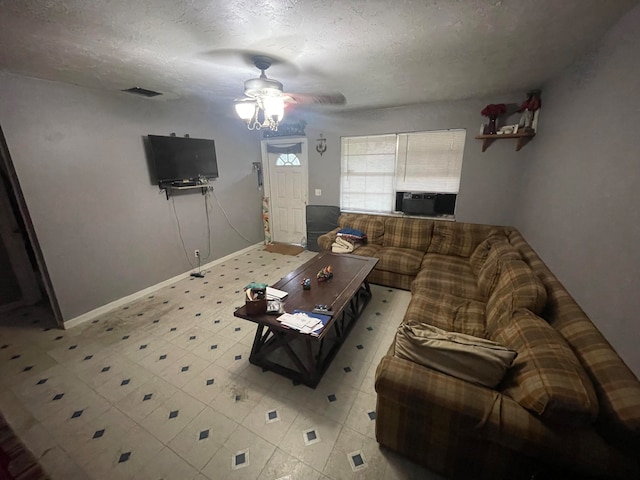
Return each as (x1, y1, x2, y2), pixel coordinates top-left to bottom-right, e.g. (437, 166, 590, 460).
(302, 95, 529, 227)
(514, 5, 640, 376)
(0, 73, 264, 322)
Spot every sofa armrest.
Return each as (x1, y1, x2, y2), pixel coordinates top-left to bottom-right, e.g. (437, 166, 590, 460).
(375, 354, 640, 478)
(375, 353, 501, 429)
(317, 227, 341, 251)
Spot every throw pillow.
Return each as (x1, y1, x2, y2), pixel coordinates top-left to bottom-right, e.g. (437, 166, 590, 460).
(394, 323, 517, 389)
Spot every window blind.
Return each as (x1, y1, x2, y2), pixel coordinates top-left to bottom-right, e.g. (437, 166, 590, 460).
(395, 129, 466, 193)
(341, 135, 396, 213)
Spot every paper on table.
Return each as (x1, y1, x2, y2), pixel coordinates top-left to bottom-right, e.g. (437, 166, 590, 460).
(292, 310, 331, 336)
(277, 312, 322, 332)
(267, 287, 288, 300)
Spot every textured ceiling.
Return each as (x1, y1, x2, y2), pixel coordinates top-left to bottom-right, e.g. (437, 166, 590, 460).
(0, 0, 637, 111)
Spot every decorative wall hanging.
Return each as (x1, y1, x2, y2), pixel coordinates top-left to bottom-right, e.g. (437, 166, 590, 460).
(253, 162, 263, 189)
(316, 134, 327, 156)
(262, 196, 271, 244)
(262, 120, 307, 138)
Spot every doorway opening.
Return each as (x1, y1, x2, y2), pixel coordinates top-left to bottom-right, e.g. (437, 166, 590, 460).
(0, 125, 62, 326)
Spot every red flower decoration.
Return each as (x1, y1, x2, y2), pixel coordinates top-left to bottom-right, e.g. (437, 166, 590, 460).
(517, 90, 541, 113)
(481, 103, 507, 118)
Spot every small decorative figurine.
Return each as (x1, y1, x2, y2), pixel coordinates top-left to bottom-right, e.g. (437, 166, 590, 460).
(316, 265, 333, 282)
(301, 278, 311, 290)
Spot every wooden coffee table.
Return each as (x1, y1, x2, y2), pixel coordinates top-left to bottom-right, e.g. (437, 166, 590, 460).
(234, 251, 378, 388)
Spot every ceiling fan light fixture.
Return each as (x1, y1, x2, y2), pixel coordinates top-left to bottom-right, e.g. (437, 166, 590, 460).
(244, 78, 284, 98)
(235, 101, 257, 121)
(236, 90, 285, 131)
(262, 96, 285, 122)
(235, 55, 344, 132)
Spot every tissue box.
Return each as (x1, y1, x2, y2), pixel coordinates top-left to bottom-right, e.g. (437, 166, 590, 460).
(245, 298, 267, 316)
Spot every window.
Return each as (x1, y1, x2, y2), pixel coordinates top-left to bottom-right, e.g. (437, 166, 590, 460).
(341, 129, 466, 213)
(275, 153, 300, 166)
(341, 135, 397, 213)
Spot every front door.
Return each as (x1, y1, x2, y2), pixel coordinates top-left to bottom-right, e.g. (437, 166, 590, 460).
(261, 137, 308, 245)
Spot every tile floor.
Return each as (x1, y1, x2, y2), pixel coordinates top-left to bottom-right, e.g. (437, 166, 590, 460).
(0, 246, 445, 480)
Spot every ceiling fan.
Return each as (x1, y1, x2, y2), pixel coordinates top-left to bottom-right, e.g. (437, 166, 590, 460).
(234, 56, 346, 131)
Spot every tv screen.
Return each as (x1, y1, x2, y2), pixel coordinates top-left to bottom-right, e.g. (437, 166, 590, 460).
(148, 135, 218, 184)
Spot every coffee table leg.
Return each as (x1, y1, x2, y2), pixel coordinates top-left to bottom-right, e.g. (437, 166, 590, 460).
(249, 326, 316, 382)
(304, 337, 317, 381)
(250, 325, 266, 362)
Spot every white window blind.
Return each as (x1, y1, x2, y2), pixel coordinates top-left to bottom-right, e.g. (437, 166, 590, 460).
(395, 129, 466, 193)
(340, 129, 466, 214)
(341, 135, 396, 213)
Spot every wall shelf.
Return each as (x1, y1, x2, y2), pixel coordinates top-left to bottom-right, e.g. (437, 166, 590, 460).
(475, 131, 536, 152)
(160, 183, 211, 200)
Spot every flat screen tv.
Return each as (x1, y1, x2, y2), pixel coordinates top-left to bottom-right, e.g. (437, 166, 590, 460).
(148, 135, 218, 185)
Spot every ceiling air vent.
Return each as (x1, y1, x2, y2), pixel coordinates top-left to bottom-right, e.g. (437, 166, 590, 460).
(122, 87, 162, 97)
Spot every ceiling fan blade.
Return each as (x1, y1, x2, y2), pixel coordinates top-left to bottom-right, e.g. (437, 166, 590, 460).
(283, 93, 346, 105)
(199, 48, 299, 75)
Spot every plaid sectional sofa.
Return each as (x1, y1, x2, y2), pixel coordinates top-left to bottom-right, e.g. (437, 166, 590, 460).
(317, 213, 640, 479)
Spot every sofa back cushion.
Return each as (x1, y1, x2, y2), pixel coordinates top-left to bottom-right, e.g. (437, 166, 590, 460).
(476, 239, 522, 299)
(428, 221, 506, 258)
(493, 309, 599, 426)
(338, 214, 385, 245)
(404, 289, 487, 338)
(469, 235, 513, 276)
(485, 257, 547, 331)
(383, 217, 434, 251)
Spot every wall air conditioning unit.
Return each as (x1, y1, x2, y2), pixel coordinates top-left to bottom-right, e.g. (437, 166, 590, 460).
(395, 192, 457, 216)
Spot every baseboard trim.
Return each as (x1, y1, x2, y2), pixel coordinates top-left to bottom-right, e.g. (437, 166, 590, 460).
(63, 243, 263, 329)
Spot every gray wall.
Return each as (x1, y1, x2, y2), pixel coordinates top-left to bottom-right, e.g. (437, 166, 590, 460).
(514, 5, 640, 376)
(0, 72, 264, 322)
(303, 96, 529, 226)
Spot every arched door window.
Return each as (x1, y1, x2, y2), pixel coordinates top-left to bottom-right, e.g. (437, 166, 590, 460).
(275, 153, 301, 166)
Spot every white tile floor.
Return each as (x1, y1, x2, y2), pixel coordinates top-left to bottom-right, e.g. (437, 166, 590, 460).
(0, 245, 445, 480)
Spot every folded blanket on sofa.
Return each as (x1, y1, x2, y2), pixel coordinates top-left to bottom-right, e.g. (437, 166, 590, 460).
(336, 227, 368, 243)
(332, 236, 355, 253)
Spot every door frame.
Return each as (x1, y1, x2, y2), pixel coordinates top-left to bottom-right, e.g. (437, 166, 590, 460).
(0, 125, 63, 326)
(260, 136, 309, 245)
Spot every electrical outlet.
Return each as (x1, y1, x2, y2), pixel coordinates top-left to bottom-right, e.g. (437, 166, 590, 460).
(194, 249, 200, 258)
(315, 189, 322, 196)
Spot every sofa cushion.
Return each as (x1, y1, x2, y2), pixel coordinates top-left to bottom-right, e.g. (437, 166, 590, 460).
(493, 309, 599, 426)
(414, 254, 483, 302)
(375, 247, 424, 275)
(428, 221, 506, 258)
(485, 257, 547, 331)
(350, 244, 381, 257)
(476, 239, 522, 299)
(469, 234, 512, 277)
(338, 214, 385, 245)
(404, 290, 487, 338)
(469, 235, 493, 276)
(394, 323, 517, 388)
(383, 217, 434, 251)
